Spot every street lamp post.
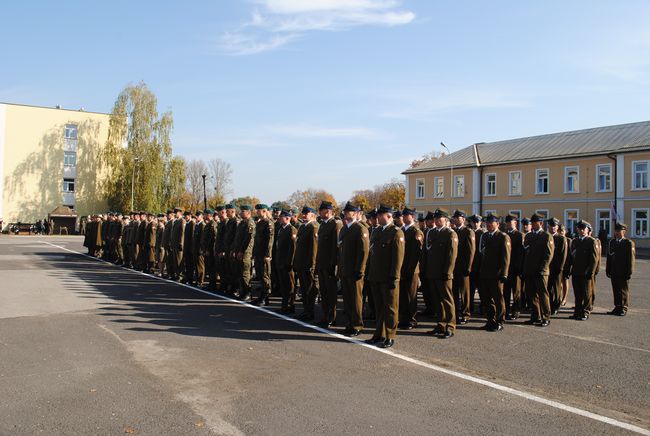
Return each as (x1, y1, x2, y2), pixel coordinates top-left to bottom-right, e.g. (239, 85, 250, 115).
(202, 174, 207, 210)
(131, 157, 141, 211)
(441, 142, 453, 209)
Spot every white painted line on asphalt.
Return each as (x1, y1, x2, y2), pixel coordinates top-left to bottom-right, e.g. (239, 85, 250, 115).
(41, 241, 650, 435)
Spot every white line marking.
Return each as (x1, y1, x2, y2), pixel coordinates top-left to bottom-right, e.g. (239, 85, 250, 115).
(40, 241, 650, 435)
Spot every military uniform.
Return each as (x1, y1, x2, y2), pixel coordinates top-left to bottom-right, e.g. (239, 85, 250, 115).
(253, 206, 274, 303)
(523, 216, 554, 324)
(504, 222, 524, 319)
(452, 219, 475, 322)
(606, 225, 635, 315)
(315, 203, 342, 326)
(479, 220, 511, 330)
(425, 209, 458, 336)
(170, 211, 185, 280)
(469, 215, 484, 314)
(570, 230, 598, 319)
(295, 210, 319, 319)
(275, 217, 297, 312)
(548, 220, 568, 313)
(193, 215, 206, 285)
(222, 212, 240, 293)
(201, 212, 218, 289)
(162, 215, 174, 277)
(398, 214, 423, 329)
(183, 215, 195, 283)
(145, 216, 157, 273)
(136, 216, 147, 270)
(233, 208, 255, 300)
(367, 209, 404, 346)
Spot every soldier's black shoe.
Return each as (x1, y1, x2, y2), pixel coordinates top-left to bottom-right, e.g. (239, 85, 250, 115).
(380, 339, 394, 348)
(428, 326, 445, 336)
(578, 315, 588, 321)
(365, 336, 385, 345)
(345, 329, 361, 337)
(458, 317, 468, 325)
(524, 319, 538, 325)
(617, 311, 627, 316)
(441, 330, 454, 339)
(607, 309, 624, 316)
(538, 320, 550, 327)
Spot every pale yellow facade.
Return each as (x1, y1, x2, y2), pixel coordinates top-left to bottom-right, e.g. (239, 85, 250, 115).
(0, 102, 111, 228)
(405, 145, 650, 241)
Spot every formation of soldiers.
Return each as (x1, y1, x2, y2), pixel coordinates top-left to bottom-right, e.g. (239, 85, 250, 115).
(82, 201, 636, 347)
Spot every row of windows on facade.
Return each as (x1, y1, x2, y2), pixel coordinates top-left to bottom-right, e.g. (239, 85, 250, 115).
(414, 161, 650, 199)
(63, 125, 78, 195)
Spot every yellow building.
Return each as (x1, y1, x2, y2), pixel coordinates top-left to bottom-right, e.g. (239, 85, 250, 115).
(403, 121, 650, 241)
(0, 102, 111, 229)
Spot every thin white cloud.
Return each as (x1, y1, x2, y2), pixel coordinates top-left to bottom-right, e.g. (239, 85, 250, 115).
(581, 29, 650, 84)
(219, 0, 415, 55)
(267, 123, 386, 139)
(345, 158, 412, 168)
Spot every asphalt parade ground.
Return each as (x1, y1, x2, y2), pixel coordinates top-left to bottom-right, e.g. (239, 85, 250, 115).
(0, 236, 648, 435)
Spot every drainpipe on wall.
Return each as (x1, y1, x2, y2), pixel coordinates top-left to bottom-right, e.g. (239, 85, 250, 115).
(607, 153, 617, 223)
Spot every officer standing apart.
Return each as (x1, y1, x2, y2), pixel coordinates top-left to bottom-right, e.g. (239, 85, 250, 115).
(570, 220, 599, 321)
(366, 205, 404, 348)
(523, 214, 554, 326)
(425, 209, 458, 339)
(606, 222, 635, 316)
(479, 214, 511, 331)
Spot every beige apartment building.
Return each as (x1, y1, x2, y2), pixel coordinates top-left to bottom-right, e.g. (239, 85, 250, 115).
(403, 121, 650, 241)
(0, 102, 111, 229)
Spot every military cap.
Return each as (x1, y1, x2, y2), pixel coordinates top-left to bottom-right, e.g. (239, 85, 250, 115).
(546, 217, 560, 226)
(417, 216, 425, 222)
(224, 204, 235, 209)
(393, 211, 402, 218)
(485, 213, 500, 223)
(215, 205, 225, 211)
(424, 211, 435, 220)
(240, 205, 252, 211)
(279, 209, 293, 217)
(173, 207, 183, 213)
(195, 210, 204, 216)
(433, 208, 450, 218)
(402, 207, 416, 216)
(576, 220, 592, 230)
(452, 209, 466, 218)
(204, 208, 214, 215)
(342, 201, 359, 212)
(468, 214, 481, 224)
(366, 209, 377, 219)
(505, 214, 518, 222)
(291, 207, 299, 214)
(255, 204, 269, 210)
(376, 204, 394, 214)
(521, 217, 530, 225)
(530, 213, 545, 223)
(615, 222, 628, 231)
(183, 211, 191, 216)
(319, 200, 333, 210)
(166, 209, 173, 215)
(157, 213, 165, 218)
(271, 206, 281, 212)
(301, 206, 316, 214)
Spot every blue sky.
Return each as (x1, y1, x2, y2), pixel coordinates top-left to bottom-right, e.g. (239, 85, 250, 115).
(2, 0, 650, 203)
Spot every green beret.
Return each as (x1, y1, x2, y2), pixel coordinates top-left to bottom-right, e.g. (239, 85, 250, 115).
(204, 208, 215, 215)
(240, 205, 252, 211)
(255, 204, 269, 210)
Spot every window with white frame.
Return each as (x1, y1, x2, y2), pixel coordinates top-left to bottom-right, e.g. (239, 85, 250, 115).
(565, 166, 579, 193)
(485, 173, 496, 196)
(415, 179, 425, 199)
(63, 178, 75, 192)
(64, 151, 77, 167)
(509, 171, 522, 196)
(536, 169, 549, 194)
(453, 175, 464, 198)
(633, 160, 649, 190)
(64, 124, 78, 140)
(596, 209, 611, 237)
(508, 210, 521, 219)
(596, 164, 612, 192)
(564, 209, 579, 235)
(434, 176, 444, 198)
(632, 209, 649, 238)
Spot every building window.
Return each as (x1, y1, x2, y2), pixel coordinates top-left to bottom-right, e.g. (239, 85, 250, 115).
(485, 173, 496, 196)
(565, 166, 579, 193)
(596, 209, 611, 238)
(564, 209, 579, 235)
(64, 151, 77, 167)
(536, 169, 549, 194)
(64, 124, 78, 140)
(632, 160, 649, 190)
(63, 178, 75, 192)
(508, 171, 522, 196)
(595, 164, 612, 192)
(509, 210, 521, 219)
(434, 176, 444, 198)
(415, 179, 425, 199)
(632, 209, 649, 238)
(453, 175, 464, 198)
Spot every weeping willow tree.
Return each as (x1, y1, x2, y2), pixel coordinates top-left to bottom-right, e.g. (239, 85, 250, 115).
(103, 82, 186, 212)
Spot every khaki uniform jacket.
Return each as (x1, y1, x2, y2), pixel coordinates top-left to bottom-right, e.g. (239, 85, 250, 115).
(471, 228, 485, 274)
(425, 226, 458, 280)
(171, 218, 185, 251)
(253, 218, 274, 258)
(162, 219, 173, 250)
(337, 221, 369, 278)
(549, 233, 568, 275)
(401, 224, 423, 278)
(570, 236, 598, 277)
(201, 220, 217, 255)
(193, 221, 205, 256)
(453, 226, 475, 277)
(505, 229, 524, 276)
(155, 223, 164, 253)
(479, 230, 511, 279)
(316, 218, 342, 271)
(234, 218, 255, 257)
(145, 220, 157, 248)
(137, 220, 147, 246)
(275, 224, 297, 269)
(523, 230, 554, 276)
(223, 218, 239, 253)
(368, 224, 405, 282)
(215, 219, 226, 253)
(606, 238, 635, 279)
(293, 221, 319, 271)
(183, 220, 195, 253)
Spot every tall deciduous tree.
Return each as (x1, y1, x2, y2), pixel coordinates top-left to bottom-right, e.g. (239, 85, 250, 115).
(186, 159, 208, 211)
(207, 158, 233, 206)
(287, 188, 337, 211)
(102, 82, 184, 212)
